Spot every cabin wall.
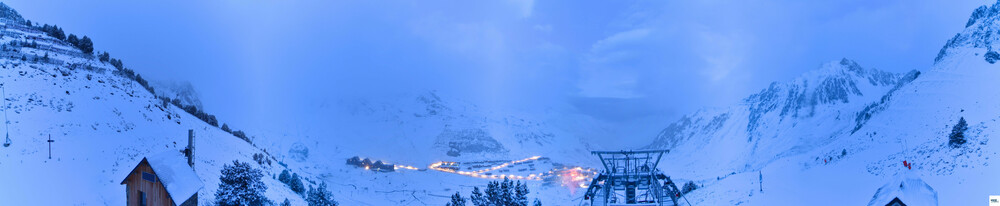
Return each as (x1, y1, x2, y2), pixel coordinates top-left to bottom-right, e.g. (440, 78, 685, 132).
(124, 161, 175, 206)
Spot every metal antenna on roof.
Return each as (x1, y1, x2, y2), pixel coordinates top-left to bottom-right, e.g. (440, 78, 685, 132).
(2, 83, 10, 147)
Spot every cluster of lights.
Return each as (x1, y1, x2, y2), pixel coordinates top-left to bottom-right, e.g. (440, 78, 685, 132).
(466, 156, 542, 173)
(394, 164, 420, 171)
(428, 156, 549, 180)
(555, 167, 597, 189)
(366, 155, 599, 190)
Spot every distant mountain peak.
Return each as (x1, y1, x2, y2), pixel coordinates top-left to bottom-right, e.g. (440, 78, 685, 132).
(936, 0, 1000, 63)
(740, 59, 901, 135)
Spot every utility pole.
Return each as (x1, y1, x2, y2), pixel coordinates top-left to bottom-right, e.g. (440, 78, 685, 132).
(47, 134, 54, 159)
(759, 171, 763, 192)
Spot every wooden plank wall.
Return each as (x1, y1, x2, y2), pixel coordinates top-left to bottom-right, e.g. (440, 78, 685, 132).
(124, 159, 175, 206)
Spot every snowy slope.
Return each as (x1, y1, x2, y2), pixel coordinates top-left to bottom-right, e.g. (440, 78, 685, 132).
(646, 1, 1000, 205)
(0, 5, 314, 205)
(645, 58, 914, 179)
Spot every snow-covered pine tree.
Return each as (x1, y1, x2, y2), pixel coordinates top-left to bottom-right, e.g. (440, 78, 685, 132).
(469, 178, 536, 206)
(278, 169, 291, 184)
(949, 117, 968, 148)
(306, 182, 338, 206)
(532, 198, 542, 206)
(446, 191, 466, 206)
(485, 181, 500, 205)
(500, 177, 513, 205)
(681, 181, 698, 195)
(514, 181, 528, 206)
(470, 186, 486, 206)
(215, 160, 269, 206)
(290, 173, 306, 195)
(280, 198, 291, 206)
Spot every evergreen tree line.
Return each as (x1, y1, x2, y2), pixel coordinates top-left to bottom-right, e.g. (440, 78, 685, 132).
(447, 177, 541, 206)
(35, 23, 92, 54)
(38, 24, 65, 41)
(216, 160, 338, 206)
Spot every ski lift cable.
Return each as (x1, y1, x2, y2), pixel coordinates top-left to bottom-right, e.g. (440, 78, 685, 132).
(681, 193, 693, 206)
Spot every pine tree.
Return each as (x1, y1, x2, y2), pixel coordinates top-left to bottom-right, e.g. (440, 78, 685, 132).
(221, 123, 232, 133)
(485, 181, 500, 205)
(67, 34, 78, 46)
(290, 173, 306, 194)
(470, 187, 486, 206)
(469, 178, 535, 206)
(306, 182, 338, 206)
(532, 199, 541, 206)
(500, 178, 513, 205)
(446, 191, 466, 206)
(215, 160, 269, 206)
(99, 51, 110, 62)
(681, 181, 698, 195)
(280, 198, 291, 206)
(949, 117, 969, 148)
(278, 169, 291, 184)
(78, 35, 94, 54)
(514, 181, 528, 206)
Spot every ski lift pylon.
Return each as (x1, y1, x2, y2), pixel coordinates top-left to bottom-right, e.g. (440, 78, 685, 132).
(2, 83, 9, 148)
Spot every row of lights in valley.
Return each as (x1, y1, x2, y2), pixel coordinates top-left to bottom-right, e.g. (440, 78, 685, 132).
(427, 156, 547, 180)
(393, 164, 420, 171)
(377, 156, 598, 188)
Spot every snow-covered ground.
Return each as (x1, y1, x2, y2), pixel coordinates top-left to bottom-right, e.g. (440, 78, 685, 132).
(3, 1, 1000, 206)
(0, 10, 311, 205)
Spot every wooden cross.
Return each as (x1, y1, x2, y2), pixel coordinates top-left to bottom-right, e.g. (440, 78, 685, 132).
(47, 134, 53, 159)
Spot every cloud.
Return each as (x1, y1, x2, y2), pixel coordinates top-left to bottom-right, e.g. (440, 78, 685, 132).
(576, 28, 653, 98)
(694, 29, 746, 82)
(533, 24, 552, 33)
(508, 0, 534, 18)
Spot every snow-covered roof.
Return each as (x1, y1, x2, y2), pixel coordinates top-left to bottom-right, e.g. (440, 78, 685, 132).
(144, 151, 205, 205)
(868, 176, 938, 206)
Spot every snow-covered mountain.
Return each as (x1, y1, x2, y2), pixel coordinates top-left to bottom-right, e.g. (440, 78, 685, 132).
(149, 80, 204, 110)
(645, 58, 915, 175)
(0, 4, 315, 205)
(644, 1, 1000, 205)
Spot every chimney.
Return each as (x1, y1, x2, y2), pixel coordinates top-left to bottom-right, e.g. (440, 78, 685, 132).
(186, 129, 195, 168)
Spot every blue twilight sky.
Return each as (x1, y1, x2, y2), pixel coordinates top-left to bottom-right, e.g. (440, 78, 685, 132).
(3, 0, 992, 134)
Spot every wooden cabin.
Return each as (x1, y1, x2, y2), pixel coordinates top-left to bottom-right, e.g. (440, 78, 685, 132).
(121, 151, 203, 206)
